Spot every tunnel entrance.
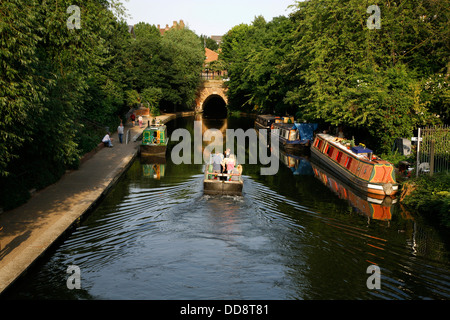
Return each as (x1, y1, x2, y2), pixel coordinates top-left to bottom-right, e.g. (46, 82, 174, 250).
(202, 95, 227, 119)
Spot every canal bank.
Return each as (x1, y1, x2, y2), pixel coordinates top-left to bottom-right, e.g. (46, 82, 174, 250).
(0, 112, 194, 295)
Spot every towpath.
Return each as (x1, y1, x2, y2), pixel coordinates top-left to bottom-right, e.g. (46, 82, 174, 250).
(0, 112, 192, 295)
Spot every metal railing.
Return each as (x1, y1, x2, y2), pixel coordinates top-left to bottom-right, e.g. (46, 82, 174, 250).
(200, 70, 228, 81)
(416, 125, 450, 176)
(126, 129, 131, 145)
(204, 170, 242, 182)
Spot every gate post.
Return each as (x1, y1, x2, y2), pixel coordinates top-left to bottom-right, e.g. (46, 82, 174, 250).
(416, 128, 421, 177)
(430, 139, 435, 176)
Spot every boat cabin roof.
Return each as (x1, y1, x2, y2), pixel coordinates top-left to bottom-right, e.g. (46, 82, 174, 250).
(145, 124, 166, 131)
(272, 123, 297, 130)
(257, 114, 277, 120)
(316, 133, 390, 164)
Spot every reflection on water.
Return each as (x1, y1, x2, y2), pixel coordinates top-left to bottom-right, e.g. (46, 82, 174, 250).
(141, 155, 166, 180)
(2, 115, 450, 300)
(278, 151, 313, 176)
(310, 161, 396, 223)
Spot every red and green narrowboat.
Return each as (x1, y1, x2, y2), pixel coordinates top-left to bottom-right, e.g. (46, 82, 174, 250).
(139, 124, 169, 157)
(310, 134, 399, 196)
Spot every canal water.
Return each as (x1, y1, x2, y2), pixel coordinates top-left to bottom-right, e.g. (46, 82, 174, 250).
(3, 115, 450, 300)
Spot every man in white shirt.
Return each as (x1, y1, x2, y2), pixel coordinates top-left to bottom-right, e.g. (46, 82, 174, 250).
(102, 132, 113, 147)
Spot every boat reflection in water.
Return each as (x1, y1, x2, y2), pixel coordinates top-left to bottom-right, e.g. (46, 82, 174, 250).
(278, 150, 313, 176)
(141, 156, 166, 180)
(311, 160, 396, 222)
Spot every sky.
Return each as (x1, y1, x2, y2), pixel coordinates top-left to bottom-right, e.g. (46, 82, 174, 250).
(122, 0, 297, 36)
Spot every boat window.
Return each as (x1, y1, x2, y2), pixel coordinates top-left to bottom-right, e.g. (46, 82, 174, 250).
(345, 157, 353, 169)
(314, 139, 320, 147)
(316, 139, 323, 150)
(337, 152, 343, 163)
(289, 130, 297, 141)
(327, 146, 334, 157)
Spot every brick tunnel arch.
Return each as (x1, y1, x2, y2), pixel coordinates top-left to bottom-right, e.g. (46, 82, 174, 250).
(195, 80, 228, 118)
(202, 94, 227, 119)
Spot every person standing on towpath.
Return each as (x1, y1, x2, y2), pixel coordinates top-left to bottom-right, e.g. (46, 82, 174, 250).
(117, 122, 124, 144)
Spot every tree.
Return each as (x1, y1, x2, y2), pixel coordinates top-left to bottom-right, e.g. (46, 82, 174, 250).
(221, 15, 296, 115)
(221, 23, 258, 111)
(159, 28, 205, 111)
(200, 35, 219, 51)
(244, 16, 296, 115)
(141, 87, 163, 115)
(0, 0, 47, 176)
(0, 0, 134, 209)
(126, 22, 164, 93)
(283, 0, 447, 152)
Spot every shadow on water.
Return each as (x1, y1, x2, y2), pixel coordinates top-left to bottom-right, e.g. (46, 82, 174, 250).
(2, 114, 450, 300)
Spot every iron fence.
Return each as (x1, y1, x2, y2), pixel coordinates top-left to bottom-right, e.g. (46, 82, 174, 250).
(416, 125, 450, 176)
(200, 70, 228, 81)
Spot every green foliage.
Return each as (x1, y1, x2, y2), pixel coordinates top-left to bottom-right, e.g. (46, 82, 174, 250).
(402, 172, 450, 227)
(126, 89, 141, 107)
(283, 0, 448, 153)
(380, 151, 414, 168)
(221, 0, 449, 153)
(126, 23, 204, 112)
(160, 28, 205, 110)
(0, 0, 206, 210)
(0, 0, 47, 176)
(199, 35, 219, 51)
(141, 87, 163, 109)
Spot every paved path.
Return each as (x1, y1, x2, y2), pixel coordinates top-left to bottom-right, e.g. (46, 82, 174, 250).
(0, 112, 188, 295)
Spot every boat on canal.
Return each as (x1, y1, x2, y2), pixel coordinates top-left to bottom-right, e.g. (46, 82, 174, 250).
(140, 123, 169, 158)
(270, 121, 318, 153)
(254, 114, 278, 132)
(310, 133, 399, 196)
(203, 155, 243, 196)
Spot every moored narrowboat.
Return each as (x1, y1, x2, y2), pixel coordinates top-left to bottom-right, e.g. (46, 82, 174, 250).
(254, 114, 278, 132)
(310, 134, 399, 196)
(140, 124, 169, 157)
(271, 122, 318, 153)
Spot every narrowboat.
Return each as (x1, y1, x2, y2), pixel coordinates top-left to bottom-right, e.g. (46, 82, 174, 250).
(140, 124, 169, 157)
(254, 115, 277, 132)
(311, 161, 395, 222)
(203, 161, 243, 196)
(271, 122, 318, 153)
(310, 134, 399, 196)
